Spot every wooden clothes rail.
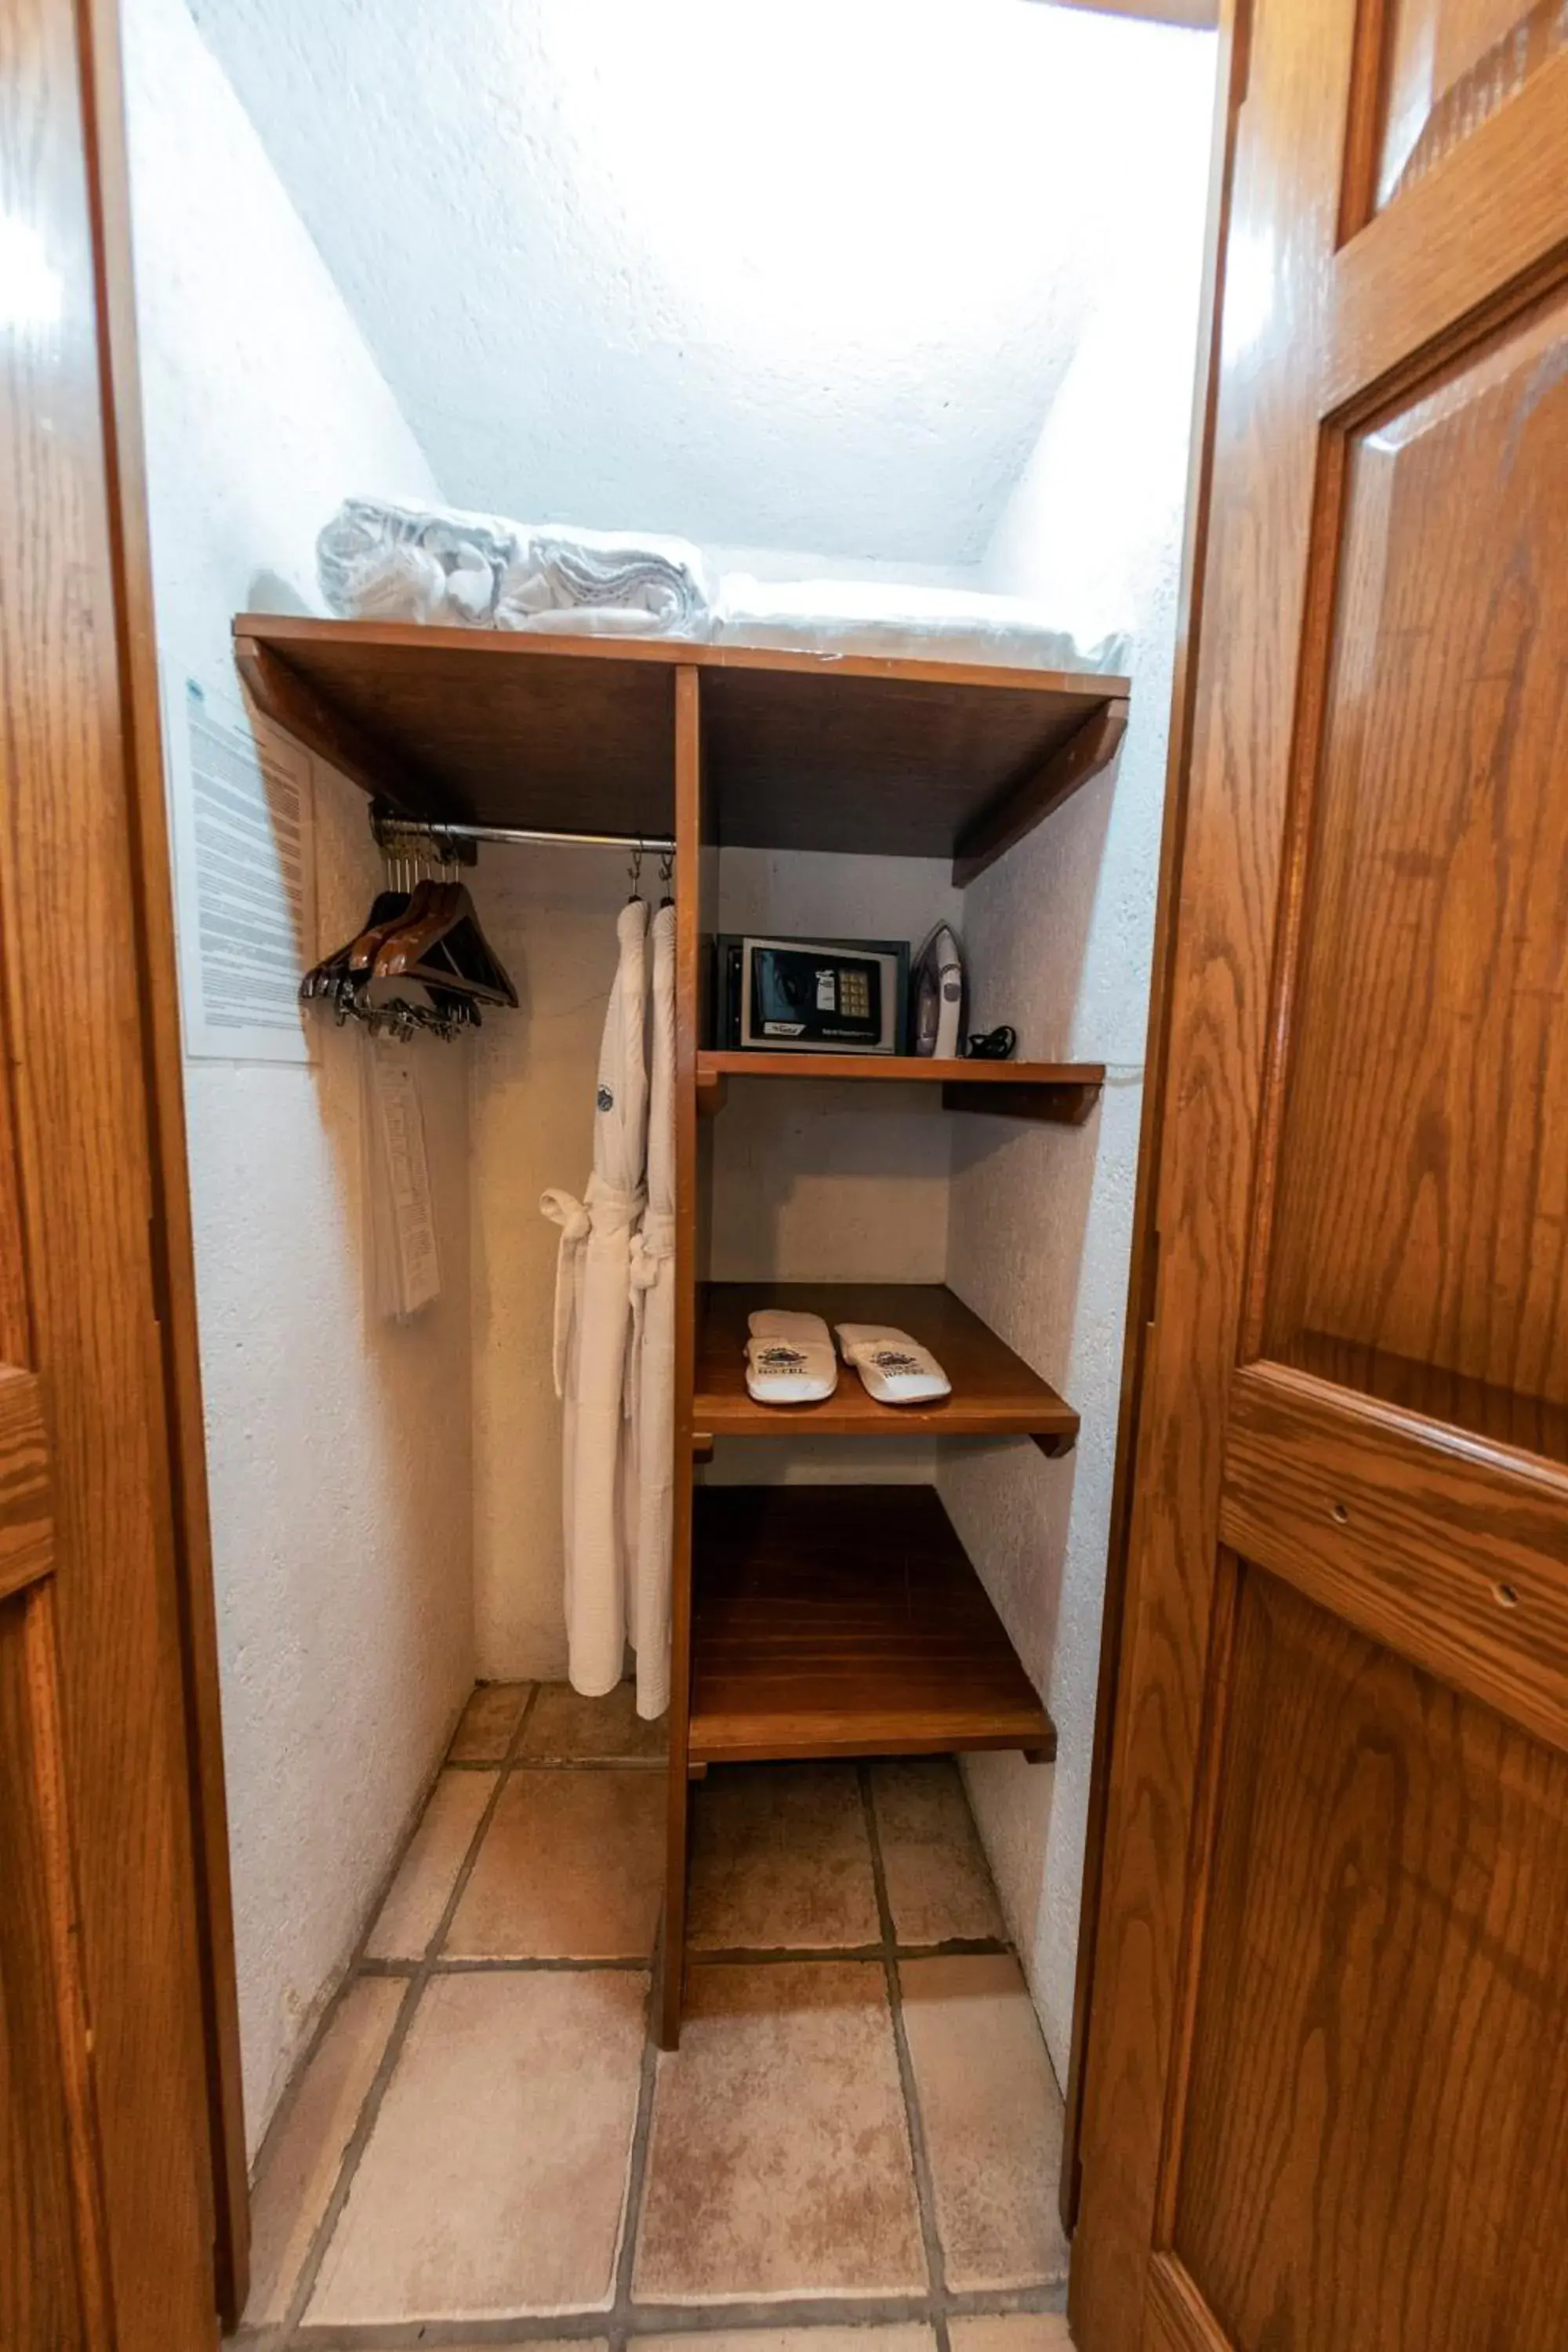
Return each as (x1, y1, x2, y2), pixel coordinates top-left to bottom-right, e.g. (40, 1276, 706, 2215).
(231, 615, 1129, 2043)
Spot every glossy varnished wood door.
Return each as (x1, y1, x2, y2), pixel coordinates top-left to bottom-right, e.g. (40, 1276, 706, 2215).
(0, 0, 222, 2341)
(1073, 5, 1568, 2348)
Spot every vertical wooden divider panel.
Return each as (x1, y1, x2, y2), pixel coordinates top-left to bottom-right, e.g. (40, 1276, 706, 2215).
(659, 665, 703, 2049)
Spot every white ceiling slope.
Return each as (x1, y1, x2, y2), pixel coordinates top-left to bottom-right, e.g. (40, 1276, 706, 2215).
(187, 0, 1212, 567)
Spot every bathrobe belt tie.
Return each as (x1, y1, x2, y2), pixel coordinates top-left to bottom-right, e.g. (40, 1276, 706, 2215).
(540, 1175, 644, 1401)
(627, 1206, 677, 1427)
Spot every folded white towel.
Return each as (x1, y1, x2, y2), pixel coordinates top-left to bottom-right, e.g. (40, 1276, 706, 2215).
(835, 1323, 951, 1405)
(746, 1309, 837, 1405)
(714, 573, 1131, 676)
(318, 498, 712, 637)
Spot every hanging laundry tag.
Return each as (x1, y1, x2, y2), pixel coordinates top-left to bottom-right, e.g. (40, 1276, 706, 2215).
(367, 1040, 441, 1316)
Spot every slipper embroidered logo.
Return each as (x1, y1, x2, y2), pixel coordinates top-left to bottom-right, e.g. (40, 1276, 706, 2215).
(756, 1345, 808, 1369)
(597, 1084, 614, 1112)
(870, 1349, 923, 1374)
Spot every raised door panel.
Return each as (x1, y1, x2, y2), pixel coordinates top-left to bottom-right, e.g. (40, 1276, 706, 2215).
(1260, 289, 1568, 1456)
(1375, 0, 1568, 209)
(1171, 1569, 1568, 2352)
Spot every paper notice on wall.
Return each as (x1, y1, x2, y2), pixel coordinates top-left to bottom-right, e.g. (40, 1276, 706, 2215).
(167, 674, 317, 1062)
(363, 1037, 441, 1319)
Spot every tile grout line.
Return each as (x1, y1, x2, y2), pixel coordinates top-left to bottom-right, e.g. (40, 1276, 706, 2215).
(350, 1936, 1014, 1981)
(237, 1682, 510, 2280)
(448, 1755, 666, 1773)
(274, 1686, 545, 2350)
(858, 1762, 953, 2352)
(247, 1730, 1069, 2352)
(604, 2009, 663, 2352)
(280, 2276, 1070, 2349)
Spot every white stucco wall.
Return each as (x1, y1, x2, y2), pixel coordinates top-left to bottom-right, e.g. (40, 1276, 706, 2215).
(123, 0, 473, 2154)
(936, 16, 1216, 2083)
(181, 0, 1151, 566)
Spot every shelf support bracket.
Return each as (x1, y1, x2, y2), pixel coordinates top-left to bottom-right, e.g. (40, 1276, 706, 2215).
(942, 1080, 1101, 1126)
(233, 635, 461, 823)
(951, 698, 1128, 888)
(1031, 1428, 1077, 1460)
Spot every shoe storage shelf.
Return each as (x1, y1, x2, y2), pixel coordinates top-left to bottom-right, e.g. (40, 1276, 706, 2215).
(234, 613, 1128, 2043)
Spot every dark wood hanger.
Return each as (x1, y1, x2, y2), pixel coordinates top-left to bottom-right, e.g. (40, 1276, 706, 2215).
(375, 880, 517, 1007)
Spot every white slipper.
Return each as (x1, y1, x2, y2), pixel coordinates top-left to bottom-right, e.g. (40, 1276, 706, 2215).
(835, 1323, 952, 1405)
(746, 1309, 838, 1404)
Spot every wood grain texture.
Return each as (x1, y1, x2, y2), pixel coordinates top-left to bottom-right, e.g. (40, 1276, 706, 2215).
(1174, 1570, 1568, 2350)
(232, 614, 1127, 861)
(1059, 0, 1249, 2237)
(1071, 6, 1362, 2344)
(698, 1051, 1105, 1101)
(695, 1281, 1079, 1450)
(1222, 1363, 1568, 1753)
(0, 1370, 53, 1603)
(689, 1486, 1056, 1764)
(82, 0, 247, 2304)
(658, 665, 702, 2050)
(1076, 6, 1568, 2347)
(1145, 2254, 1235, 2352)
(695, 1051, 1105, 1127)
(234, 635, 459, 824)
(1326, 45, 1568, 412)
(939, 1078, 1100, 1127)
(0, 0, 216, 2336)
(1372, 0, 1568, 213)
(0, 1592, 89, 2352)
(1263, 287, 1568, 1433)
(951, 699, 1127, 886)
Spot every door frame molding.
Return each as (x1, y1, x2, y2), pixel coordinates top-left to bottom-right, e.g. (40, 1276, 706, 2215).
(76, 0, 249, 2318)
(1059, 0, 1251, 2235)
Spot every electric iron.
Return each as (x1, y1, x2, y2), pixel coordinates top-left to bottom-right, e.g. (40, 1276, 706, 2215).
(912, 923, 964, 1058)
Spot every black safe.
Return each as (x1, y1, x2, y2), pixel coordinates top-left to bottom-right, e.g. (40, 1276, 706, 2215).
(713, 935, 910, 1055)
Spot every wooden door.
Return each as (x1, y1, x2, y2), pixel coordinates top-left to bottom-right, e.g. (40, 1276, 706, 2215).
(0, 0, 236, 2342)
(0, 1368, 107, 2347)
(1073, 5, 1568, 2348)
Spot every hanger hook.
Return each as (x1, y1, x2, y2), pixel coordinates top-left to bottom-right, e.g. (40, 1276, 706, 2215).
(658, 842, 674, 890)
(628, 837, 644, 901)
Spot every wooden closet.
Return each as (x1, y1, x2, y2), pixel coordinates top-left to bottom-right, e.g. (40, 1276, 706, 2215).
(235, 612, 1129, 2043)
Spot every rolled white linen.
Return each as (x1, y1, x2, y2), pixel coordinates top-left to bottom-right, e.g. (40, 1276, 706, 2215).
(318, 496, 711, 636)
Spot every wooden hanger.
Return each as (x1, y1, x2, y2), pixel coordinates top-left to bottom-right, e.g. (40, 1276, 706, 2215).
(374, 880, 518, 1007)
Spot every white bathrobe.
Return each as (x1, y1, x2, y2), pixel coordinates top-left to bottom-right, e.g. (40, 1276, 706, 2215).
(627, 901, 677, 1719)
(541, 898, 648, 1697)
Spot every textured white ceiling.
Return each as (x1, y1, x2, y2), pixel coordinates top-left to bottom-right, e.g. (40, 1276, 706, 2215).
(186, 0, 1209, 565)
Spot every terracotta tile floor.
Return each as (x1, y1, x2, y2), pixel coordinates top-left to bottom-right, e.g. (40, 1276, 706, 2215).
(233, 1682, 1073, 2351)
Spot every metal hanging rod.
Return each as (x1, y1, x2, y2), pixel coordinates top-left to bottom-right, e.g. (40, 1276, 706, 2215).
(371, 801, 673, 859)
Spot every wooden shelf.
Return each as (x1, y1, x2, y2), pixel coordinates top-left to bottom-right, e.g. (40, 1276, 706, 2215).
(689, 1484, 1057, 1764)
(696, 1051, 1103, 1123)
(695, 1282, 1079, 1454)
(232, 615, 1127, 876)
